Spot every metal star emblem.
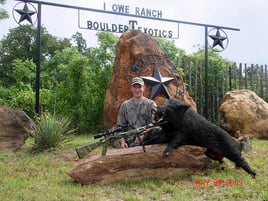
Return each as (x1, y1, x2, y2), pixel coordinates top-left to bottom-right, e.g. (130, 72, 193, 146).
(208, 28, 228, 50)
(176, 89, 184, 97)
(141, 65, 174, 100)
(15, 3, 36, 25)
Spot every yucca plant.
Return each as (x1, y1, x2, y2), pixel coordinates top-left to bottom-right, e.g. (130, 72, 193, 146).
(31, 113, 75, 152)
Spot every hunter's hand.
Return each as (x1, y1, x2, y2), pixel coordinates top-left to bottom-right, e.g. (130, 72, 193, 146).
(120, 138, 128, 148)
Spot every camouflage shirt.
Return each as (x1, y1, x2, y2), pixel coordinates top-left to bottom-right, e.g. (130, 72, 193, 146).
(117, 97, 157, 129)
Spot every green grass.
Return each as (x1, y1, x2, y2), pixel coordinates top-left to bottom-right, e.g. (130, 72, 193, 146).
(0, 137, 267, 201)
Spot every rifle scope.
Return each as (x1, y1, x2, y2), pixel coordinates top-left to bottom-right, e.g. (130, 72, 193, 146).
(93, 127, 123, 139)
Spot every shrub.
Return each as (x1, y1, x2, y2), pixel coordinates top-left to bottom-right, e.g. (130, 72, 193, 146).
(31, 113, 75, 152)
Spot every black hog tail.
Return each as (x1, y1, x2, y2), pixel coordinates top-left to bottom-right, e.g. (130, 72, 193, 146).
(235, 159, 256, 178)
(226, 153, 256, 177)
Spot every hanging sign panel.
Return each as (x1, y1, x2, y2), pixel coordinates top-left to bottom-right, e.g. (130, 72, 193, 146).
(78, 3, 179, 39)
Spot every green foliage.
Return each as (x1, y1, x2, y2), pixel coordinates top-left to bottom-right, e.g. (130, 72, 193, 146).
(87, 32, 118, 67)
(31, 113, 74, 152)
(0, 59, 36, 117)
(55, 48, 88, 128)
(0, 25, 71, 87)
(0, 86, 35, 117)
(156, 38, 187, 61)
(0, 1, 8, 20)
(0, 30, 118, 133)
(43, 48, 92, 131)
(12, 59, 36, 87)
(96, 32, 118, 53)
(71, 32, 87, 53)
(42, 45, 114, 132)
(0, 86, 12, 106)
(0, 25, 36, 85)
(156, 37, 187, 75)
(0, 8, 8, 20)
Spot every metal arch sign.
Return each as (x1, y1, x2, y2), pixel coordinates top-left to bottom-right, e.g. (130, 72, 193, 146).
(78, 3, 179, 39)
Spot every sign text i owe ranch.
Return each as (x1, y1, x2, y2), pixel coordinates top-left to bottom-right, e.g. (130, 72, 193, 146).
(79, 2, 179, 39)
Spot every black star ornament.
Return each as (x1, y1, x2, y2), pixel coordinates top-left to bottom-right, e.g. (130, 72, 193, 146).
(15, 3, 36, 25)
(209, 29, 227, 49)
(176, 89, 184, 97)
(141, 65, 174, 100)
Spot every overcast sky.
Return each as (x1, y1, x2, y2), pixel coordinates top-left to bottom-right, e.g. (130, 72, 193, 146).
(1, 0, 267, 65)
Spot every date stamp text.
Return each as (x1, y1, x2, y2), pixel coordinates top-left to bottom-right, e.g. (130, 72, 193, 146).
(196, 179, 243, 187)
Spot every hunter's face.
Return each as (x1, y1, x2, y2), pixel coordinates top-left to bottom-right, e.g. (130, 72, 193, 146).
(131, 84, 145, 98)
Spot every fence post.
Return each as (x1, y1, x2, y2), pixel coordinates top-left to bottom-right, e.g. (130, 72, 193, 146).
(211, 61, 215, 121)
(239, 63, 242, 89)
(261, 65, 263, 98)
(183, 57, 187, 83)
(188, 59, 192, 96)
(251, 64, 254, 91)
(229, 66, 232, 91)
(194, 60, 198, 103)
(216, 81, 220, 122)
(256, 64, 259, 96)
(234, 62, 237, 89)
(221, 70, 225, 96)
(199, 61, 203, 116)
(244, 63, 248, 89)
(265, 65, 268, 102)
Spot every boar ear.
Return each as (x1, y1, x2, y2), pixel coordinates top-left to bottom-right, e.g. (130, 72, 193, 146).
(177, 105, 190, 114)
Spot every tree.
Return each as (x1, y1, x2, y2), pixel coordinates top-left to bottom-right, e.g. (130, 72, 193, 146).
(71, 32, 87, 54)
(0, 25, 71, 87)
(12, 59, 36, 88)
(87, 32, 118, 67)
(86, 32, 118, 93)
(156, 38, 187, 75)
(156, 38, 187, 62)
(0, 30, 119, 132)
(44, 47, 103, 132)
(0, 0, 8, 20)
(52, 48, 88, 130)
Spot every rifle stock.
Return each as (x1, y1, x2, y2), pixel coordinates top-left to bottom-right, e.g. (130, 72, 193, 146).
(75, 126, 147, 159)
(75, 139, 106, 159)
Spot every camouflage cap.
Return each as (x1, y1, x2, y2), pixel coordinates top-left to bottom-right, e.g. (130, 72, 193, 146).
(131, 77, 144, 86)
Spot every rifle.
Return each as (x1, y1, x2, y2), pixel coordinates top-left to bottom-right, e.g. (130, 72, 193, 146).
(75, 121, 167, 159)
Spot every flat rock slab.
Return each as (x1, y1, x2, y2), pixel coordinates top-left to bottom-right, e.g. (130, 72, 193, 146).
(67, 144, 211, 185)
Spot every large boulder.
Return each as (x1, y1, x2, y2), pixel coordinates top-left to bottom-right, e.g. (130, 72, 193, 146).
(219, 89, 268, 139)
(0, 106, 33, 150)
(104, 30, 196, 129)
(68, 144, 211, 185)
